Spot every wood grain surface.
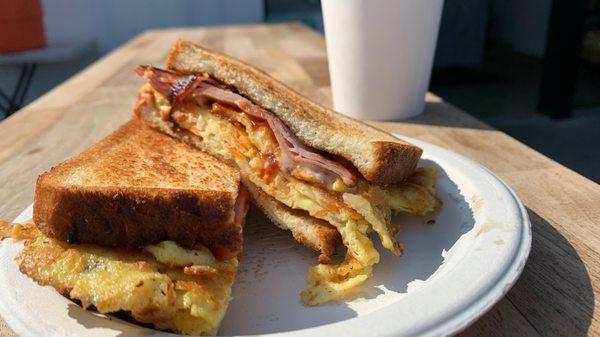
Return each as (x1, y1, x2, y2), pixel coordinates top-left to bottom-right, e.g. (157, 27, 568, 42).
(0, 23, 598, 337)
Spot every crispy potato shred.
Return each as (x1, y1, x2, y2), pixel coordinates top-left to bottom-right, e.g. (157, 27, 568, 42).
(1, 222, 237, 336)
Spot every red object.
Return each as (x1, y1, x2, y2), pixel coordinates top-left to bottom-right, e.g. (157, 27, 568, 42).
(0, 0, 46, 53)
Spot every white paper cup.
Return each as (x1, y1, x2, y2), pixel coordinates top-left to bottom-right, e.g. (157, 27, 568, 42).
(322, 0, 444, 120)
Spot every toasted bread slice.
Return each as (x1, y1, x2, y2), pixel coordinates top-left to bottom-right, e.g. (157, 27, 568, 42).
(34, 119, 245, 259)
(166, 39, 422, 185)
(243, 179, 341, 262)
(134, 96, 342, 258)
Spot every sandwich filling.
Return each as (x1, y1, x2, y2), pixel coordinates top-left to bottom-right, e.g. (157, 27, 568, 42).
(2, 221, 237, 336)
(137, 66, 357, 191)
(137, 66, 439, 305)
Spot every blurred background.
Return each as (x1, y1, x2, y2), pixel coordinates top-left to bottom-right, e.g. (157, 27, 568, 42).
(1, 0, 599, 182)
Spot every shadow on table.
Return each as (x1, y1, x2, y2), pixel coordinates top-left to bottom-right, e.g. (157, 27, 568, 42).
(458, 208, 594, 337)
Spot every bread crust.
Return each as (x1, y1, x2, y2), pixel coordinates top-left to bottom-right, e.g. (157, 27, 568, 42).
(166, 39, 422, 184)
(34, 120, 244, 259)
(243, 178, 341, 260)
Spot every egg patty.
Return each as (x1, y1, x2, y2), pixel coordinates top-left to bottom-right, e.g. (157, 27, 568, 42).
(4, 222, 237, 336)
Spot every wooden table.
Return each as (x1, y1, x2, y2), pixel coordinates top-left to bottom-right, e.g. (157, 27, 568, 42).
(0, 23, 598, 337)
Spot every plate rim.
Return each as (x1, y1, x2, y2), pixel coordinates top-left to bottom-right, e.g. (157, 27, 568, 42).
(376, 136, 531, 337)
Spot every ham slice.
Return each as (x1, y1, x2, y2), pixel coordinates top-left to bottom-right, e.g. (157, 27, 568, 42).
(233, 188, 249, 228)
(136, 65, 358, 188)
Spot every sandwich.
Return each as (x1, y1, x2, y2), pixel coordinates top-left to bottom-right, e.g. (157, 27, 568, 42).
(1, 119, 249, 335)
(34, 119, 246, 260)
(134, 40, 439, 305)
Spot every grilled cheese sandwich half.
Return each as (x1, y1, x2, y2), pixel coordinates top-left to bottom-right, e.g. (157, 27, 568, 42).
(4, 120, 250, 335)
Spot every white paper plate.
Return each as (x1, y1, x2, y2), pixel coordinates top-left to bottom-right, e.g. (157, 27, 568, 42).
(0, 136, 531, 337)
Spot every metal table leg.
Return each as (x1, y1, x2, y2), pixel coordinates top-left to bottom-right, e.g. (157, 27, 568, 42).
(0, 63, 37, 117)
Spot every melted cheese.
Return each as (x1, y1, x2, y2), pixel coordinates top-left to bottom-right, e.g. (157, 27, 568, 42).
(12, 227, 237, 336)
(145, 241, 218, 267)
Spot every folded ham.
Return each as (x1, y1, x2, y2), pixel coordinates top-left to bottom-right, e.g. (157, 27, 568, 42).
(136, 65, 358, 189)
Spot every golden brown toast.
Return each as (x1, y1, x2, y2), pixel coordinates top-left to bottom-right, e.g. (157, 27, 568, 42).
(166, 39, 422, 185)
(34, 119, 245, 259)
